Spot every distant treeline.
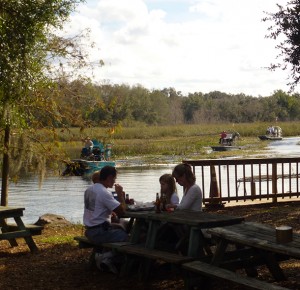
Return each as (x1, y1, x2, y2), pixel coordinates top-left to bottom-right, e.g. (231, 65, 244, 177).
(56, 81, 300, 127)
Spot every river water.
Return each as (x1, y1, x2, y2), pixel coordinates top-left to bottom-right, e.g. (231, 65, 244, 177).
(6, 136, 300, 224)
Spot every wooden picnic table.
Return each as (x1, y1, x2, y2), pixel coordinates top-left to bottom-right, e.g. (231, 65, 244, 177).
(121, 210, 244, 281)
(207, 222, 300, 282)
(124, 210, 244, 256)
(0, 206, 40, 252)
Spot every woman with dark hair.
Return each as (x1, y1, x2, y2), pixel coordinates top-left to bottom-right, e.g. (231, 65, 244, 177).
(172, 163, 202, 211)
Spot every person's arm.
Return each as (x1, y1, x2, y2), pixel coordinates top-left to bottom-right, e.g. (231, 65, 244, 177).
(113, 184, 126, 217)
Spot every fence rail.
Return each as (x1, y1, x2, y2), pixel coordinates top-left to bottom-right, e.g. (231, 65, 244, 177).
(182, 157, 300, 206)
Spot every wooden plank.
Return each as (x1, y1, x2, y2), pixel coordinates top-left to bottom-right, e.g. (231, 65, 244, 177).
(208, 222, 300, 259)
(0, 230, 31, 240)
(73, 236, 132, 249)
(6, 223, 44, 235)
(183, 261, 289, 290)
(124, 210, 244, 228)
(74, 236, 96, 248)
(118, 245, 194, 264)
(74, 236, 193, 264)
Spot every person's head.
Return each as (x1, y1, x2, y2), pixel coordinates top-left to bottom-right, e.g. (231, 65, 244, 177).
(99, 165, 117, 188)
(92, 170, 101, 183)
(159, 174, 177, 196)
(172, 163, 196, 187)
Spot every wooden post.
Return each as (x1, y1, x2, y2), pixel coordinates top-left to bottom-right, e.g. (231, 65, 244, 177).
(207, 165, 224, 209)
(209, 165, 220, 198)
(272, 163, 277, 203)
(250, 181, 256, 200)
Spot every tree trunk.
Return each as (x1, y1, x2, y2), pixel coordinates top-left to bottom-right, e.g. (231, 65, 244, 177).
(1, 125, 10, 206)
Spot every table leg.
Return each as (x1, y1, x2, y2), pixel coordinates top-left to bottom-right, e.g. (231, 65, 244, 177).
(0, 218, 18, 247)
(129, 218, 146, 243)
(139, 220, 161, 280)
(211, 238, 228, 266)
(145, 220, 160, 248)
(259, 250, 286, 281)
(122, 218, 159, 279)
(188, 227, 207, 258)
(14, 216, 38, 252)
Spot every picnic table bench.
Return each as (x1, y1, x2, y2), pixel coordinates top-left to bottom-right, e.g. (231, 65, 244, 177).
(183, 260, 289, 290)
(74, 235, 193, 276)
(0, 206, 43, 252)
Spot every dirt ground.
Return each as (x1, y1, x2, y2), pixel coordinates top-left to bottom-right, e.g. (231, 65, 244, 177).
(1, 200, 300, 290)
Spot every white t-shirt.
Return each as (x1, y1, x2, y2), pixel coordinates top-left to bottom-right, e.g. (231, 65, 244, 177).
(170, 192, 179, 205)
(83, 183, 120, 227)
(177, 184, 202, 211)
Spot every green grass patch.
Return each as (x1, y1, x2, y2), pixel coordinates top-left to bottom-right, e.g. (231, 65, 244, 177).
(40, 235, 75, 244)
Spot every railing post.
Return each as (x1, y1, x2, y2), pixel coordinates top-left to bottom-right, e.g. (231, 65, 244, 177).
(272, 163, 277, 203)
(206, 165, 224, 209)
(250, 181, 256, 200)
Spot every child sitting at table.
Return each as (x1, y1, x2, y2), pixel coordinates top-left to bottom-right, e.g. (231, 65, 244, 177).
(159, 173, 179, 208)
(155, 174, 181, 250)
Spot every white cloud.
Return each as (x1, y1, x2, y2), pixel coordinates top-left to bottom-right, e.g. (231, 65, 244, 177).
(62, 0, 291, 96)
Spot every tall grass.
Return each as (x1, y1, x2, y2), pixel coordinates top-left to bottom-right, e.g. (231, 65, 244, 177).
(53, 121, 298, 159)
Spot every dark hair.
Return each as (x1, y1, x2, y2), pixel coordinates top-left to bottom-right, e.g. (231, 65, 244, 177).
(172, 163, 196, 184)
(159, 174, 177, 202)
(99, 165, 117, 181)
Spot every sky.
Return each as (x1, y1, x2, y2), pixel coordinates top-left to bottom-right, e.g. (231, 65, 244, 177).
(61, 0, 291, 97)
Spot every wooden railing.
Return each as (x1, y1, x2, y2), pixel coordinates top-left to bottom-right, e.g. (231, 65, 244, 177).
(182, 157, 300, 206)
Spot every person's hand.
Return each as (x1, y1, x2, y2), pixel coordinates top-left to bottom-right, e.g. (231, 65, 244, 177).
(111, 211, 119, 223)
(114, 183, 123, 194)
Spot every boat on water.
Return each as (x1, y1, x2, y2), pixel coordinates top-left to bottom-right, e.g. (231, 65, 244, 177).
(258, 126, 282, 141)
(211, 145, 241, 152)
(211, 131, 241, 151)
(258, 135, 283, 141)
(62, 139, 115, 176)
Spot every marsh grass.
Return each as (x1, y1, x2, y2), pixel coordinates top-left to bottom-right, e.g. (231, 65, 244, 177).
(53, 122, 293, 160)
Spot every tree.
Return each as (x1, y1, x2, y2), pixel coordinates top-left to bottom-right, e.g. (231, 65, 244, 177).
(263, 1, 300, 91)
(0, 0, 91, 205)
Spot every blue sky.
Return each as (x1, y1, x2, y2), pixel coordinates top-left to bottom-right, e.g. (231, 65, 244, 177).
(61, 0, 290, 97)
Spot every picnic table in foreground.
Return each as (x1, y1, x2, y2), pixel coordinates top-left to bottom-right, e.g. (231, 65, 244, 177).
(0, 206, 43, 252)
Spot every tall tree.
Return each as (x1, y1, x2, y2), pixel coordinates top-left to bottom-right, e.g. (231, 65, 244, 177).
(0, 0, 89, 205)
(263, 1, 300, 91)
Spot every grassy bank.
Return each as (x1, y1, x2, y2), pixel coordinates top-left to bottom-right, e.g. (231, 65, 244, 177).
(58, 122, 295, 161)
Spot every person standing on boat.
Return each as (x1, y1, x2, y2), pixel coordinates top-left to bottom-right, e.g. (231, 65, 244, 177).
(219, 131, 227, 144)
(83, 166, 128, 274)
(84, 137, 94, 154)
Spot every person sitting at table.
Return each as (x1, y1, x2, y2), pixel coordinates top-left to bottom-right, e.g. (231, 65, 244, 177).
(156, 174, 180, 249)
(159, 173, 179, 208)
(166, 163, 203, 253)
(170, 163, 202, 211)
(83, 166, 128, 274)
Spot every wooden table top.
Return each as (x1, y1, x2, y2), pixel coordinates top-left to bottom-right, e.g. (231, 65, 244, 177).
(208, 222, 300, 259)
(124, 210, 244, 228)
(0, 206, 25, 217)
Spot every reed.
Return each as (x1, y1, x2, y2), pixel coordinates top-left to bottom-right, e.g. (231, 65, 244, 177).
(56, 121, 292, 159)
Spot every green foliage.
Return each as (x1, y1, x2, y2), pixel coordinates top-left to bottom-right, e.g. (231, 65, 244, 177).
(263, 1, 300, 91)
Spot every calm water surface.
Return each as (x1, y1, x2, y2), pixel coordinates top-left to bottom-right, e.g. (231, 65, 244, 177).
(8, 166, 175, 224)
(6, 136, 300, 224)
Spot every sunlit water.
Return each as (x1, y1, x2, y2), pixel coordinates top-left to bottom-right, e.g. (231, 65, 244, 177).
(7, 166, 176, 224)
(5, 136, 300, 224)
